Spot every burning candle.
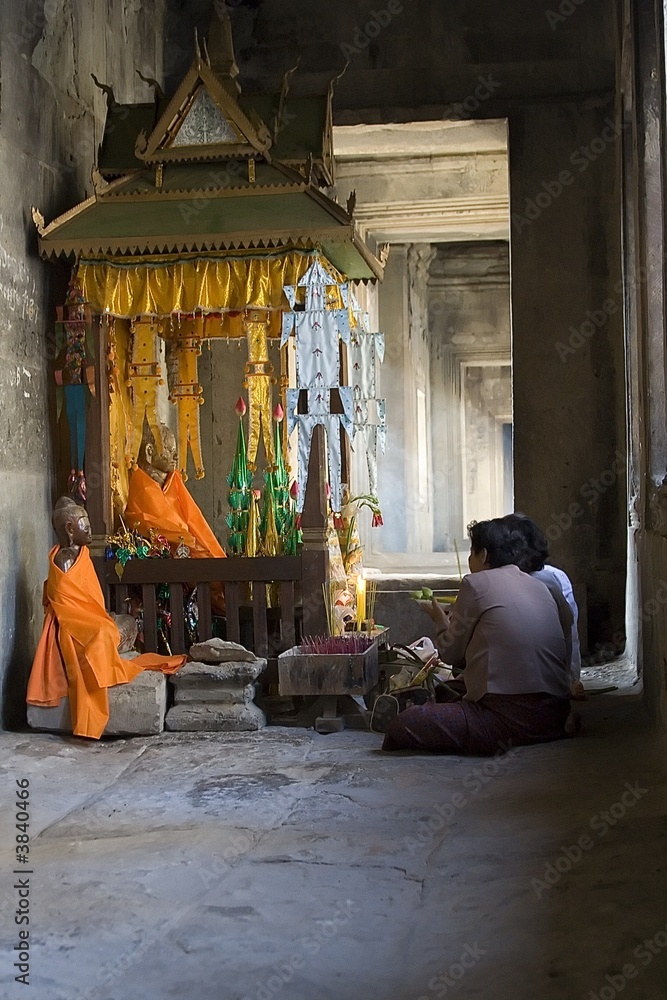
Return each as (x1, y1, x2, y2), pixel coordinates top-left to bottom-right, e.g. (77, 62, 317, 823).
(356, 574, 366, 630)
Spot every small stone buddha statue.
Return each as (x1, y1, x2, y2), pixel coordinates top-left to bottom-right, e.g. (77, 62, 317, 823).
(52, 496, 92, 573)
(52, 497, 137, 651)
(27, 496, 187, 740)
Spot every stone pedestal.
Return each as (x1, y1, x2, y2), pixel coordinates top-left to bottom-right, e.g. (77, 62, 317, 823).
(165, 659, 267, 732)
(27, 663, 168, 737)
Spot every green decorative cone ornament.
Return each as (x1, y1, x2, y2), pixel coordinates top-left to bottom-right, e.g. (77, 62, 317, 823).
(226, 397, 253, 555)
(261, 403, 301, 555)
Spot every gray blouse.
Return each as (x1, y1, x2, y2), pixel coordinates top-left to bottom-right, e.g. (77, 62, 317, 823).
(436, 564, 571, 702)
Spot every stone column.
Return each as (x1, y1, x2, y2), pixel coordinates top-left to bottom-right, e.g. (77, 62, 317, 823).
(376, 245, 409, 554)
(406, 243, 436, 553)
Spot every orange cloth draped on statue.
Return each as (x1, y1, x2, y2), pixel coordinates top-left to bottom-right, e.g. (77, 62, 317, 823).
(125, 467, 226, 558)
(26, 546, 186, 740)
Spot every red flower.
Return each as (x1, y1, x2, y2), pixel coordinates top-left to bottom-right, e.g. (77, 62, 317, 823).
(295, 513, 302, 530)
(273, 402, 284, 421)
(372, 512, 384, 527)
(333, 513, 344, 530)
(290, 480, 299, 499)
(235, 397, 247, 416)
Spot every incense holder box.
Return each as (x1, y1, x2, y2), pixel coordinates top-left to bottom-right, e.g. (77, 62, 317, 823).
(277, 640, 379, 697)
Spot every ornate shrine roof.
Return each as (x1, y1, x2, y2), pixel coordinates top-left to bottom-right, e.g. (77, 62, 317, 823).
(33, 8, 382, 282)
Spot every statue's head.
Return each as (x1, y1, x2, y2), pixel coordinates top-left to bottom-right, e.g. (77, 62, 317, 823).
(52, 497, 91, 549)
(138, 422, 177, 484)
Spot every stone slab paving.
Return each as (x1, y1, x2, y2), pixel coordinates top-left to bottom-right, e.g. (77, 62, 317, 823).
(0, 698, 665, 1000)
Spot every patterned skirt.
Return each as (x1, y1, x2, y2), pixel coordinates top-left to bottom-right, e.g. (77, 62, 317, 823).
(382, 692, 571, 756)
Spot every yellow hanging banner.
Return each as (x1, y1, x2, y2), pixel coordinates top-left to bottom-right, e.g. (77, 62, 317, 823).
(243, 308, 276, 471)
(168, 317, 205, 480)
(127, 318, 164, 466)
(75, 251, 345, 320)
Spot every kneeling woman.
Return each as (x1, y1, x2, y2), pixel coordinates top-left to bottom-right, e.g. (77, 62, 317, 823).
(383, 519, 572, 755)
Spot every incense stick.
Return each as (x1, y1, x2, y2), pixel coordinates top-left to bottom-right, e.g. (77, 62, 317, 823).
(322, 582, 336, 636)
(367, 578, 378, 625)
(454, 539, 463, 580)
(322, 580, 340, 636)
(300, 634, 374, 655)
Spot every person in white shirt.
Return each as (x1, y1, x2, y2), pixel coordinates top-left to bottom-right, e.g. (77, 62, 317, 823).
(501, 513, 582, 685)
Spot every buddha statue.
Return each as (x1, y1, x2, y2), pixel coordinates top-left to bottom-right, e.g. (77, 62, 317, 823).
(51, 497, 137, 651)
(124, 422, 227, 562)
(138, 423, 179, 487)
(26, 496, 186, 740)
(51, 496, 92, 573)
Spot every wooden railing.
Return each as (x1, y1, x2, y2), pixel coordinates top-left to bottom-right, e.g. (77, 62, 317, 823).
(94, 556, 302, 658)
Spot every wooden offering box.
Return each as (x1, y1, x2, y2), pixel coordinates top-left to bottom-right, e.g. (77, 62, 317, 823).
(277, 640, 379, 698)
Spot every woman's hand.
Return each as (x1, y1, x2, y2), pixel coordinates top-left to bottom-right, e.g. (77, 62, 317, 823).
(416, 596, 450, 631)
(570, 680, 587, 701)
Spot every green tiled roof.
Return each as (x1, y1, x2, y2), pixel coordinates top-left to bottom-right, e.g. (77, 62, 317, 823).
(99, 95, 328, 174)
(37, 186, 380, 280)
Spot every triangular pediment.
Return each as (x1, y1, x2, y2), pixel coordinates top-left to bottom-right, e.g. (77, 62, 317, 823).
(171, 87, 240, 147)
(136, 60, 272, 164)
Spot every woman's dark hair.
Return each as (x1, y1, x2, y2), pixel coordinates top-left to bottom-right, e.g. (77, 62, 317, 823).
(467, 518, 531, 569)
(501, 513, 548, 573)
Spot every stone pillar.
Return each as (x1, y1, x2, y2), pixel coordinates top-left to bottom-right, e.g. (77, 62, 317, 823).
(622, 0, 667, 721)
(406, 243, 437, 554)
(376, 245, 409, 554)
(509, 99, 625, 652)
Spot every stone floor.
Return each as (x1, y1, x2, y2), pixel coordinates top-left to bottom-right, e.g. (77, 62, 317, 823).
(0, 693, 665, 1000)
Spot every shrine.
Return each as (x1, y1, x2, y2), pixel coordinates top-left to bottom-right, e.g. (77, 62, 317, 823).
(30, 6, 387, 733)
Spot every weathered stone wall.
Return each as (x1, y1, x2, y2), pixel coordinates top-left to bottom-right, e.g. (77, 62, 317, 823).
(509, 98, 625, 651)
(620, 0, 667, 726)
(0, 0, 166, 727)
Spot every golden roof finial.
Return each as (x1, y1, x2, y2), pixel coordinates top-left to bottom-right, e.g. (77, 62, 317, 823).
(207, 0, 240, 95)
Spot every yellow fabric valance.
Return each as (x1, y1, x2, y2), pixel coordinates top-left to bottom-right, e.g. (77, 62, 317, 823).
(75, 250, 345, 320)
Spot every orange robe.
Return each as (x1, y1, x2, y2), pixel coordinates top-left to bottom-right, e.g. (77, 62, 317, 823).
(125, 467, 226, 559)
(26, 546, 186, 740)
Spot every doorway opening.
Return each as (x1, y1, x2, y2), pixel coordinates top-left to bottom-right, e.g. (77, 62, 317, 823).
(333, 119, 511, 574)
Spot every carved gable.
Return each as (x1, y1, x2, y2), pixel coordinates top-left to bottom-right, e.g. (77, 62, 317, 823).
(171, 87, 240, 147)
